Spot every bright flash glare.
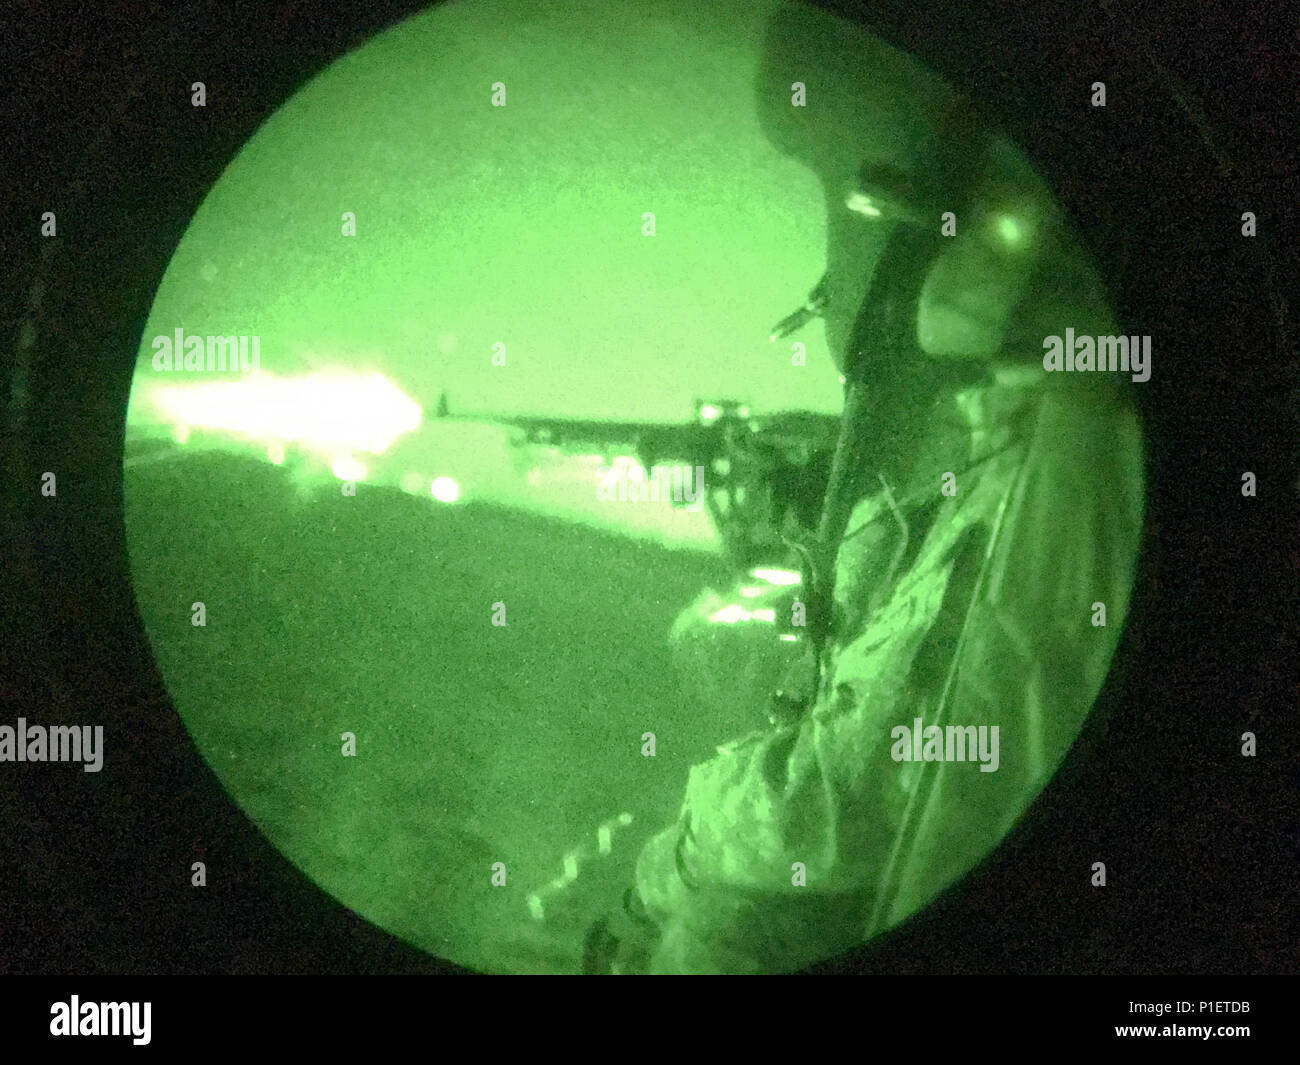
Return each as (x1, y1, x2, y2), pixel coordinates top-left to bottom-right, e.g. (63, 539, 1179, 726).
(147, 370, 423, 455)
(331, 455, 367, 481)
(431, 476, 460, 503)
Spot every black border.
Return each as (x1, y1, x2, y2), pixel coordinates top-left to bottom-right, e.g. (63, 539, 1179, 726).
(2, 0, 1295, 980)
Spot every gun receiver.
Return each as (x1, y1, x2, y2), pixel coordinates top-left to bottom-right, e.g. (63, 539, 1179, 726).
(482, 400, 840, 573)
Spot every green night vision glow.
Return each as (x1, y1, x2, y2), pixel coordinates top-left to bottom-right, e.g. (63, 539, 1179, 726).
(120, 0, 1140, 975)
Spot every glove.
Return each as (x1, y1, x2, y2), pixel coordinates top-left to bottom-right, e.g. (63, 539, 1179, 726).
(581, 887, 661, 975)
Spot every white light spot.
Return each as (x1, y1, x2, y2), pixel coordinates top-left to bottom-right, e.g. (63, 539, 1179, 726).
(331, 454, 367, 481)
(845, 191, 882, 218)
(751, 567, 802, 586)
(431, 476, 460, 503)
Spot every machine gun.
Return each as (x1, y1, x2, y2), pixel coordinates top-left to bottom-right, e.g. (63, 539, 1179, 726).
(476, 397, 840, 574)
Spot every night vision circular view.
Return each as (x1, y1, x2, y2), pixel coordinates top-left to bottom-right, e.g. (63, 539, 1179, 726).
(122, 0, 1143, 974)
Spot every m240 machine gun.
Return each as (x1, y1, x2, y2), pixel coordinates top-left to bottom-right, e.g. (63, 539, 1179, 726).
(482, 397, 840, 574)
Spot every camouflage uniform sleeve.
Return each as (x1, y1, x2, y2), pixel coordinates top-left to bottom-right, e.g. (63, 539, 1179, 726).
(633, 472, 991, 974)
(632, 384, 1143, 974)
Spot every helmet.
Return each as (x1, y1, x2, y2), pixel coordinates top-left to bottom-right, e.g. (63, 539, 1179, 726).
(848, 139, 1112, 362)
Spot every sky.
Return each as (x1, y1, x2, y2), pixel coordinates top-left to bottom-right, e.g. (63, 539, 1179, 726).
(131, 0, 956, 425)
